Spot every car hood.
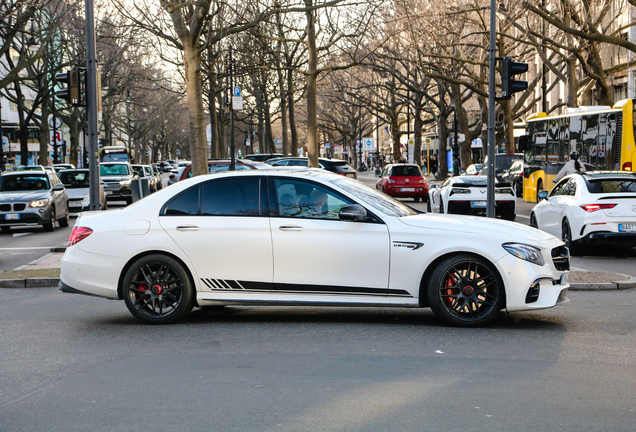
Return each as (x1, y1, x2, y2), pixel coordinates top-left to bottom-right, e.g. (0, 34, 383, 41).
(101, 174, 132, 181)
(399, 213, 556, 243)
(66, 188, 89, 199)
(0, 190, 52, 201)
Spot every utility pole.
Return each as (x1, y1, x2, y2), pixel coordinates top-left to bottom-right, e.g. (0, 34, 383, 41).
(85, 0, 100, 211)
(228, 45, 236, 171)
(487, 0, 496, 218)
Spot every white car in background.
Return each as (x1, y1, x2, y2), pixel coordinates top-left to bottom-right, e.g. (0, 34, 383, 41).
(60, 169, 569, 327)
(530, 171, 636, 254)
(428, 175, 516, 220)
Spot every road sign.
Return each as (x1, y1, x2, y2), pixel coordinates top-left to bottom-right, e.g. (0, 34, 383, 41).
(233, 86, 241, 97)
(50, 130, 63, 145)
(232, 96, 243, 110)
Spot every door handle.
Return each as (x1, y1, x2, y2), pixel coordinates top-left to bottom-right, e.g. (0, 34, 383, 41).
(279, 225, 303, 231)
(176, 225, 199, 232)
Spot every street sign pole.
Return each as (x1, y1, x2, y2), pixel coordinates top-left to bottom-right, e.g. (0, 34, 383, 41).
(487, 0, 496, 218)
(85, 0, 100, 211)
(229, 45, 235, 171)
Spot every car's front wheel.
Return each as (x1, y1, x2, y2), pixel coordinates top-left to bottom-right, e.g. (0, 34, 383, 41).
(530, 213, 538, 228)
(59, 206, 70, 227)
(122, 254, 194, 324)
(43, 208, 55, 232)
(426, 254, 503, 327)
(562, 219, 579, 255)
(439, 198, 444, 214)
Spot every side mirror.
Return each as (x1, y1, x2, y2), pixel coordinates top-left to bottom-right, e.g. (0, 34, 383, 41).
(518, 135, 528, 151)
(339, 204, 367, 222)
(538, 191, 548, 201)
(430, 184, 438, 190)
(53, 183, 65, 191)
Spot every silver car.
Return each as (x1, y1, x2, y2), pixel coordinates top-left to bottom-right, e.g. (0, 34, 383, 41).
(0, 170, 70, 232)
(57, 169, 107, 212)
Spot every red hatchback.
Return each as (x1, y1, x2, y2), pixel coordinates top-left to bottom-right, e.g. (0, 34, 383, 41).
(376, 163, 429, 202)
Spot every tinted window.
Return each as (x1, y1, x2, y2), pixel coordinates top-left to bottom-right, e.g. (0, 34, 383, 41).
(59, 171, 89, 186)
(586, 179, 636, 194)
(391, 166, 421, 176)
(201, 178, 262, 216)
(0, 175, 49, 191)
(164, 187, 200, 215)
(274, 178, 351, 220)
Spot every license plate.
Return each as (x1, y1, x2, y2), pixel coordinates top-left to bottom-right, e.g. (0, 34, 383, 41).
(560, 272, 569, 285)
(5, 213, 20, 220)
(619, 223, 636, 232)
(69, 202, 83, 207)
(346, 173, 356, 177)
(401, 188, 415, 192)
(471, 201, 487, 208)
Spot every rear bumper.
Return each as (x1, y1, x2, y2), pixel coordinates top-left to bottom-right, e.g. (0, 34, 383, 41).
(582, 232, 636, 245)
(385, 187, 429, 198)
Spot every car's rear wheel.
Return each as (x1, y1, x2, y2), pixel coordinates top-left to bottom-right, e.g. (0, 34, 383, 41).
(414, 196, 420, 202)
(122, 254, 194, 324)
(59, 206, 70, 227)
(439, 198, 444, 214)
(427, 254, 503, 327)
(43, 208, 55, 232)
(562, 219, 579, 255)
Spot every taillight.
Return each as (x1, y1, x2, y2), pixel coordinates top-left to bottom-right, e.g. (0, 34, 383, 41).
(169, 174, 175, 179)
(68, 226, 93, 246)
(579, 204, 617, 212)
(623, 162, 632, 171)
(418, 178, 427, 184)
(387, 178, 396, 184)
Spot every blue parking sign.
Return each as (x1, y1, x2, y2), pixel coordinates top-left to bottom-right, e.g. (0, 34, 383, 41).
(233, 87, 241, 97)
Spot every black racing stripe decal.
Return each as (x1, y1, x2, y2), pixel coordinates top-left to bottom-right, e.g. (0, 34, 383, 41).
(199, 279, 412, 298)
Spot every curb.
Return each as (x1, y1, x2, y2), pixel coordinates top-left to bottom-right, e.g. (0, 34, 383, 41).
(568, 273, 636, 291)
(0, 278, 60, 288)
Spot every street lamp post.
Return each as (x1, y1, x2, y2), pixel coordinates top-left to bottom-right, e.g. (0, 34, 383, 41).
(486, 0, 497, 218)
(228, 44, 236, 171)
(358, 104, 362, 170)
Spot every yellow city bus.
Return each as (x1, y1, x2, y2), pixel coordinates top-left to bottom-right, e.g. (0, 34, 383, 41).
(521, 99, 636, 202)
(100, 145, 131, 163)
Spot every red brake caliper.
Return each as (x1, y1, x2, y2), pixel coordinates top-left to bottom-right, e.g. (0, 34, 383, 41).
(443, 274, 455, 307)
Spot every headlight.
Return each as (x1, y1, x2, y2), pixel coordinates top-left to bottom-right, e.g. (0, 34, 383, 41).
(119, 179, 131, 186)
(502, 243, 545, 266)
(450, 188, 470, 196)
(30, 199, 49, 208)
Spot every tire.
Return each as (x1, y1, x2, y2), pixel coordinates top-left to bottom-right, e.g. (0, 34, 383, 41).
(426, 254, 504, 327)
(125, 197, 133, 205)
(122, 254, 194, 324)
(439, 198, 444, 214)
(414, 197, 420, 202)
(427, 199, 432, 213)
(43, 208, 55, 232)
(1, 226, 10, 232)
(562, 219, 579, 255)
(59, 206, 70, 227)
(529, 213, 538, 228)
(102, 200, 108, 210)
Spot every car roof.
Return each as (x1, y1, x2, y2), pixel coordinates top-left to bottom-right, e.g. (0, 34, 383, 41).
(580, 171, 636, 179)
(2, 170, 48, 176)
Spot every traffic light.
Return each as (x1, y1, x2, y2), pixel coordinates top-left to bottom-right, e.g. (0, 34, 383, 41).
(55, 69, 80, 105)
(499, 57, 528, 99)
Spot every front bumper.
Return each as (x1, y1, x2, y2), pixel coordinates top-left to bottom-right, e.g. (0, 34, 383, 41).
(0, 206, 53, 226)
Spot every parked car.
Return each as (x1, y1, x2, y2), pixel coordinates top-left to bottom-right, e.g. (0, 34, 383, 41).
(52, 163, 76, 174)
(501, 159, 524, 197)
(166, 159, 177, 169)
(57, 169, 107, 212)
(376, 164, 429, 202)
(158, 161, 173, 173)
(464, 164, 482, 176)
(131, 164, 158, 193)
(168, 166, 187, 186)
(16, 165, 46, 171)
(530, 171, 636, 254)
(0, 170, 69, 231)
(151, 165, 162, 190)
(243, 153, 283, 162)
(60, 169, 570, 327)
(266, 157, 357, 178)
(99, 162, 137, 205)
(428, 175, 516, 220)
(479, 153, 524, 181)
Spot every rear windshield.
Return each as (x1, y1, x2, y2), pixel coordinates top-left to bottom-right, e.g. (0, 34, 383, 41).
(586, 179, 636, 194)
(0, 175, 49, 191)
(391, 166, 421, 176)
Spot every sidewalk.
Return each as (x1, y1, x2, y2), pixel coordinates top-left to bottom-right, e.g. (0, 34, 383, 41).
(1, 250, 635, 291)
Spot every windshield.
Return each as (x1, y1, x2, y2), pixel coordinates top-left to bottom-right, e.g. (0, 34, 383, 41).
(454, 176, 488, 186)
(332, 178, 417, 217)
(100, 164, 130, 176)
(58, 171, 89, 187)
(0, 175, 49, 192)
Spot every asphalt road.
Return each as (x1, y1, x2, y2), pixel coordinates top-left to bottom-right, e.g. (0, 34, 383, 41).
(1, 287, 635, 432)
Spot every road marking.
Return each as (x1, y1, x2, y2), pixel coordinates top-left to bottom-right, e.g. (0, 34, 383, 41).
(0, 247, 59, 250)
(12, 233, 32, 237)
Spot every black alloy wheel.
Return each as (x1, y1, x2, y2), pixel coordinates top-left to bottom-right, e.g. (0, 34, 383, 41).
(562, 219, 578, 255)
(43, 208, 55, 232)
(530, 213, 538, 228)
(427, 254, 503, 327)
(59, 206, 70, 227)
(122, 254, 194, 324)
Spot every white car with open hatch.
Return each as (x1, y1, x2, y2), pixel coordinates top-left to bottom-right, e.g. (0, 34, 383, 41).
(60, 169, 570, 327)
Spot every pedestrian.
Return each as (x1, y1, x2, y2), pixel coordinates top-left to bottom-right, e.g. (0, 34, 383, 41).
(553, 151, 585, 183)
(430, 155, 438, 177)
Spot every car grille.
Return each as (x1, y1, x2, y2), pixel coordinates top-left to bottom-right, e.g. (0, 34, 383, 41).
(551, 246, 570, 271)
(0, 203, 27, 211)
(104, 182, 120, 191)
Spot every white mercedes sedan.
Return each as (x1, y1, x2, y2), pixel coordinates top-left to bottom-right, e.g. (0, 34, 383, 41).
(530, 171, 636, 254)
(60, 169, 570, 327)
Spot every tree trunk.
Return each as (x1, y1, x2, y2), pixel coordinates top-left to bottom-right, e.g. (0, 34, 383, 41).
(39, 101, 50, 165)
(413, 105, 422, 167)
(288, 69, 298, 156)
(438, 111, 449, 179)
(183, 43, 207, 176)
(305, 0, 319, 168)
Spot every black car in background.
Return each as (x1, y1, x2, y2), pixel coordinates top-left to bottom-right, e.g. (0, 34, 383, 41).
(479, 153, 524, 181)
(100, 162, 137, 205)
(500, 159, 524, 197)
(0, 170, 70, 232)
